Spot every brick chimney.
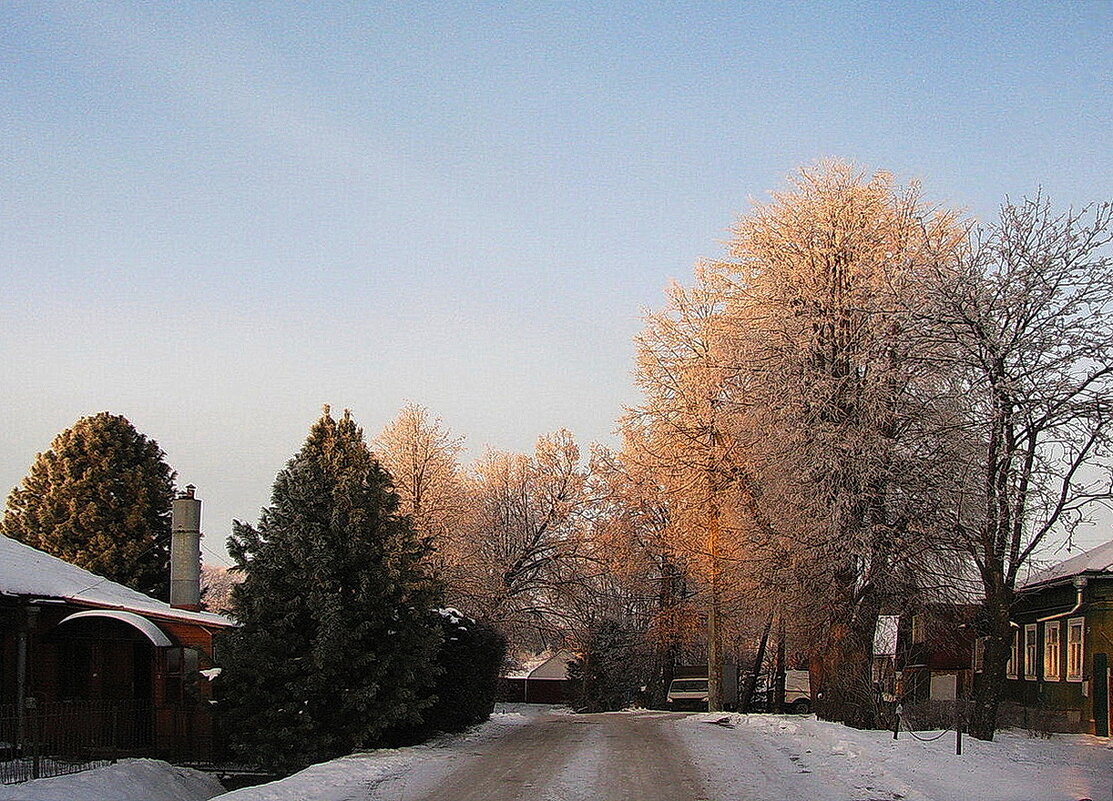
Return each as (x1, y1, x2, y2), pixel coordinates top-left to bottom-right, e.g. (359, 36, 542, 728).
(170, 485, 202, 611)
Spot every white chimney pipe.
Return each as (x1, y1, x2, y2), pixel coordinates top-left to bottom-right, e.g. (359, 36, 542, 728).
(170, 485, 202, 610)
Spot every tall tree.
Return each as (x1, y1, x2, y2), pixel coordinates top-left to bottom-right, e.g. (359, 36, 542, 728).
(1, 412, 175, 599)
(926, 197, 1113, 740)
(373, 403, 467, 583)
(707, 162, 966, 726)
(625, 278, 764, 712)
(219, 406, 443, 773)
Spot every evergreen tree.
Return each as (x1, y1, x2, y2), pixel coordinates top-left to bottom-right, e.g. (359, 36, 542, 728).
(219, 406, 444, 774)
(1, 412, 175, 599)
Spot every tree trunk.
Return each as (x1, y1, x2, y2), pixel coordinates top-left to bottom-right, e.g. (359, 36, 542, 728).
(706, 510, 723, 712)
(969, 596, 1014, 741)
(817, 586, 881, 729)
(774, 614, 787, 713)
(741, 611, 775, 713)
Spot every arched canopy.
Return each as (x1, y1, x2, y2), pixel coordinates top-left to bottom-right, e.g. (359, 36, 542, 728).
(57, 610, 173, 647)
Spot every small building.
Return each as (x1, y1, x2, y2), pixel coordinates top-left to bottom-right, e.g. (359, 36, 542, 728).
(995, 540, 1113, 736)
(501, 650, 576, 704)
(0, 488, 234, 766)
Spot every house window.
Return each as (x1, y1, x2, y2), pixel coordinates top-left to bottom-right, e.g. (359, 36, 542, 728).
(1024, 623, 1038, 680)
(164, 646, 200, 705)
(1043, 621, 1061, 681)
(1007, 629, 1019, 679)
(1066, 617, 1085, 682)
(911, 614, 926, 645)
(973, 637, 985, 672)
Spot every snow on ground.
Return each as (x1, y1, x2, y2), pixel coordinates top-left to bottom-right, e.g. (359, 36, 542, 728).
(212, 704, 552, 801)
(678, 712, 1113, 801)
(95, 704, 1104, 801)
(0, 758, 224, 801)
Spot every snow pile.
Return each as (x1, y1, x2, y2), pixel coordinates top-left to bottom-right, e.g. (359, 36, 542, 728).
(0, 758, 224, 801)
(678, 712, 1113, 801)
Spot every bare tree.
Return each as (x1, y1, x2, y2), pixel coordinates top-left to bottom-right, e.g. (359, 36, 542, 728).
(373, 403, 467, 583)
(923, 197, 1113, 740)
(459, 430, 591, 650)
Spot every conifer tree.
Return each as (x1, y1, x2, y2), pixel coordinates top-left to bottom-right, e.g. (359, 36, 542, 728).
(1, 412, 175, 599)
(219, 406, 443, 774)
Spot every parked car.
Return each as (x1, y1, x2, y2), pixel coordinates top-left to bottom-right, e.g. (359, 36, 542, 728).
(666, 666, 740, 711)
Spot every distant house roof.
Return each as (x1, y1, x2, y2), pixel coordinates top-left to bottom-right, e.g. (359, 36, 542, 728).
(505, 649, 576, 680)
(1022, 539, 1113, 590)
(0, 534, 232, 628)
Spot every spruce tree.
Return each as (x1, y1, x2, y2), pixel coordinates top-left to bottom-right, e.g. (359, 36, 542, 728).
(1, 412, 175, 599)
(219, 406, 443, 774)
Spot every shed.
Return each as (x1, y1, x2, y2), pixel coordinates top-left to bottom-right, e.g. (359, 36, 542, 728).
(501, 649, 576, 704)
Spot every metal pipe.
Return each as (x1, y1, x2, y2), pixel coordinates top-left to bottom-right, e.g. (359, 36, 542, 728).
(1037, 575, 1088, 623)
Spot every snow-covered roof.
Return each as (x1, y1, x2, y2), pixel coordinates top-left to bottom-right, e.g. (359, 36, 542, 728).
(1022, 538, 1113, 590)
(0, 534, 232, 628)
(505, 649, 576, 680)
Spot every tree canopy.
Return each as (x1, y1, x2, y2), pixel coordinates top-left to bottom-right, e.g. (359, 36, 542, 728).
(1, 412, 176, 599)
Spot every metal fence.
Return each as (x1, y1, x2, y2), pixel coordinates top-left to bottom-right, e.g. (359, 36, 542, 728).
(0, 700, 156, 784)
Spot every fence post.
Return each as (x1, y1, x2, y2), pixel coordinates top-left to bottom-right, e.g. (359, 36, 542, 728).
(111, 707, 119, 765)
(955, 701, 963, 756)
(30, 703, 41, 780)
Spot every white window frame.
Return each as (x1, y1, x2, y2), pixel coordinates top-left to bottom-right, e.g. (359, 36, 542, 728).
(1043, 621, 1061, 681)
(1007, 628, 1019, 679)
(973, 637, 985, 673)
(1066, 617, 1085, 682)
(1024, 623, 1038, 680)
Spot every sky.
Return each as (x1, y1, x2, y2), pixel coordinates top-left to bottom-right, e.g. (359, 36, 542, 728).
(2, 1, 1111, 567)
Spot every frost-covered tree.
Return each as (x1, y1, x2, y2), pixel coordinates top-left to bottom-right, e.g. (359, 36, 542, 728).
(623, 279, 760, 712)
(708, 162, 967, 727)
(374, 403, 467, 583)
(459, 430, 590, 648)
(924, 197, 1113, 740)
(219, 406, 443, 773)
(1, 412, 175, 599)
(199, 564, 241, 615)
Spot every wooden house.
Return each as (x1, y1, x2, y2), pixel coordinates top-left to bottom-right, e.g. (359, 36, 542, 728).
(995, 540, 1113, 735)
(0, 490, 234, 762)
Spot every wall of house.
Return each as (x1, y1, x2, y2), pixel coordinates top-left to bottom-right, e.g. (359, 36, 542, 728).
(1005, 578, 1112, 735)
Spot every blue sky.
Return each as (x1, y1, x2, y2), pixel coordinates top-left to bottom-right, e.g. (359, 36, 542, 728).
(2, 2, 1111, 565)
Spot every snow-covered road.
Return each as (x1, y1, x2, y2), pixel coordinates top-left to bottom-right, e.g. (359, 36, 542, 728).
(372, 709, 701, 801)
(216, 705, 1113, 801)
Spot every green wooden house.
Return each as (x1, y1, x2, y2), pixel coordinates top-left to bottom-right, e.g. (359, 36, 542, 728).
(996, 540, 1113, 735)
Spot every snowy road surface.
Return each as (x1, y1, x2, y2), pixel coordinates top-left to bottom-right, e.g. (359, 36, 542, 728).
(372, 710, 702, 801)
(217, 705, 1113, 801)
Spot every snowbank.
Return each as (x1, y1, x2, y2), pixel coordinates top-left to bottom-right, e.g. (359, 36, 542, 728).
(0, 759, 224, 801)
(678, 712, 1113, 801)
